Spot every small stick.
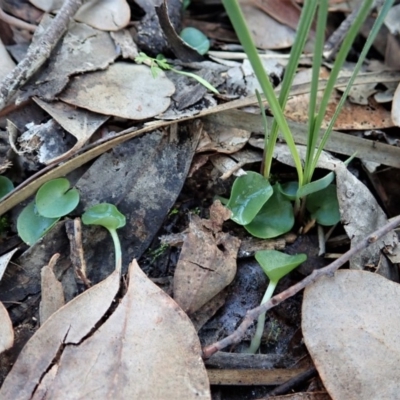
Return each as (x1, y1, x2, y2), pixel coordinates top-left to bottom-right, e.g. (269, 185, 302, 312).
(202, 213, 400, 358)
(0, 0, 85, 110)
(0, 8, 37, 32)
(262, 367, 318, 398)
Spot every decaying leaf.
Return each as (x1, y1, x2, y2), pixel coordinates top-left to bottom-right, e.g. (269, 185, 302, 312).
(391, 82, 400, 126)
(174, 201, 241, 314)
(302, 270, 400, 400)
(60, 62, 175, 120)
(0, 38, 15, 82)
(1, 260, 211, 399)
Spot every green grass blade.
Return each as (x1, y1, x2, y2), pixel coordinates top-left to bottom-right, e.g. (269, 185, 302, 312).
(304, 0, 328, 180)
(222, 0, 304, 185)
(310, 0, 394, 176)
(264, 0, 318, 179)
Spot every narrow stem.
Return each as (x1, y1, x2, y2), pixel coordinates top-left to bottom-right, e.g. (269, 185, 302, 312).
(109, 229, 122, 274)
(246, 280, 278, 354)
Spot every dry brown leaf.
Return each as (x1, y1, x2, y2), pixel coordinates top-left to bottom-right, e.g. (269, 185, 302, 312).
(0, 301, 13, 354)
(0, 269, 120, 398)
(302, 270, 400, 400)
(60, 63, 175, 120)
(174, 201, 241, 314)
(0, 38, 15, 82)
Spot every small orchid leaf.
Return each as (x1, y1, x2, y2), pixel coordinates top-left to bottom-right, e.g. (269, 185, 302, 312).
(17, 201, 59, 246)
(36, 178, 80, 218)
(278, 181, 298, 201)
(180, 27, 210, 55)
(306, 184, 340, 226)
(227, 171, 273, 225)
(297, 171, 335, 198)
(172, 69, 219, 94)
(82, 203, 126, 231)
(255, 250, 307, 283)
(244, 185, 294, 239)
(0, 176, 13, 199)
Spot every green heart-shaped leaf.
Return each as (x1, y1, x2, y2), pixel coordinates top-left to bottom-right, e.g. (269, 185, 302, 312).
(36, 178, 80, 218)
(255, 250, 307, 283)
(17, 201, 59, 246)
(82, 203, 126, 231)
(306, 184, 340, 226)
(0, 176, 13, 199)
(227, 172, 273, 226)
(278, 181, 298, 201)
(180, 27, 210, 55)
(244, 185, 294, 238)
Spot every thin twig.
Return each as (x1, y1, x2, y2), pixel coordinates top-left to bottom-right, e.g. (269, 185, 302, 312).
(202, 214, 400, 358)
(0, 8, 37, 32)
(0, 0, 85, 111)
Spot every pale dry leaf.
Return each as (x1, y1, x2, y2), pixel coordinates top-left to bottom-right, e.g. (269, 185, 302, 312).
(174, 201, 241, 314)
(60, 63, 175, 120)
(0, 38, 16, 82)
(39, 259, 65, 325)
(0, 248, 18, 282)
(29, 0, 130, 31)
(242, 5, 296, 49)
(31, 260, 211, 399)
(74, 0, 131, 31)
(0, 269, 120, 398)
(33, 97, 109, 163)
(0, 302, 13, 354)
(391, 82, 400, 126)
(302, 270, 400, 400)
(197, 120, 251, 154)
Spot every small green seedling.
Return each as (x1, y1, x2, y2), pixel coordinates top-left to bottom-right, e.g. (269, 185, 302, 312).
(36, 178, 80, 218)
(82, 203, 126, 274)
(246, 250, 307, 354)
(0, 176, 13, 199)
(17, 177, 80, 246)
(180, 27, 210, 55)
(17, 201, 60, 246)
(135, 52, 219, 94)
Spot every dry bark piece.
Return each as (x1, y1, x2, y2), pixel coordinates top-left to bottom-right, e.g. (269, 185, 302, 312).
(302, 270, 400, 400)
(60, 62, 175, 120)
(0, 268, 120, 398)
(174, 201, 241, 314)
